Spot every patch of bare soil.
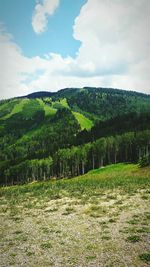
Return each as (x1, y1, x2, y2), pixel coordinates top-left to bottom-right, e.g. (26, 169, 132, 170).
(0, 189, 150, 267)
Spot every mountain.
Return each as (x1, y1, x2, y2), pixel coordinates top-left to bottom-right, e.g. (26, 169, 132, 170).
(24, 87, 150, 121)
(0, 87, 150, 185)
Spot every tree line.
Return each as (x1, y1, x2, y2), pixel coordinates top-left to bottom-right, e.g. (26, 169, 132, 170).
(2, 130, 150, 185)
(76, 112, 150, 145)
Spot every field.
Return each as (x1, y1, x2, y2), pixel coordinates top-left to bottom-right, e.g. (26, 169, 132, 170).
(37, 99, 57, 117)
(0, 163, 150, 267)
(73, 111, 93, 130)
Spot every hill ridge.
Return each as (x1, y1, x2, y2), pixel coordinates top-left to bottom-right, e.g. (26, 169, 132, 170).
(23, 87, 150, 100)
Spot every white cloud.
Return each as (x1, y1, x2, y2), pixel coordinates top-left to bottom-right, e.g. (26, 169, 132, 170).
(0, 27, 49, 99)
(73, 0, 150, 77)
(0, 0, 150, 99)
(32, 0, 59, 34)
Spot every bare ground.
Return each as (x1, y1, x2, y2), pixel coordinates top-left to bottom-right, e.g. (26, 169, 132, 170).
(0, 189, 150, 267)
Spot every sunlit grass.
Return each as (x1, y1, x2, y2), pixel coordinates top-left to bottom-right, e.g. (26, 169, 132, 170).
(37, 98, 57, 116)
(72, 111, 94, 130)
(0, 163, 149, 206)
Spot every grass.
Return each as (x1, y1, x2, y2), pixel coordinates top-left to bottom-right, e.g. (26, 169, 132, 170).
(59, 98, 70, 108)
(127, 219, 139, 225)
(21, 99, 44, 119)
(1, 98, 44, 121)
(72, 111, 94, 130)
(126, 235, 141, 243)
(86, 255, 96, 261)
(84, 204, 107, 217)
(62, 206, 75, 215)
(101, 235, 111, 240)
(52, 98, 70, 109)
(26, 251, 35, 256)
(0, 99, 20, 119)
(5, 98, 29, 118)
(0, 163, 150, 267)
(1, 99, 42, 120)
(40, 242, 53, 249)
(37, 98, 57, 116)
(0, 163, 149, 201)
(108, 218, 117, 223)
(44, 207, 58, 212)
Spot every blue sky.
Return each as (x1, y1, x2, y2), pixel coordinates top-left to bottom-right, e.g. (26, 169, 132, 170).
(0, 0, 86, 57)
(0, 0, 150, 99)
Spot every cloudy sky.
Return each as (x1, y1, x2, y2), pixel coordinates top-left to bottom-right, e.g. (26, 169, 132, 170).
(0, 0, 150, 99)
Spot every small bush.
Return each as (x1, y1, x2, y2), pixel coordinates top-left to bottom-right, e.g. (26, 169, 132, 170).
(139, 253, 150, 262)
(126, 235, 140, 243)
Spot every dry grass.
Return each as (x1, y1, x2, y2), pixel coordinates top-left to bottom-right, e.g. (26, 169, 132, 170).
(0, 163, 150, 266)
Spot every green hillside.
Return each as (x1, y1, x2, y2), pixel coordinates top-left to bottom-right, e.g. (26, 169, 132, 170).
(24, 87, 150, 121)
(37, 98, 57, 117)
(73, 111, 93, 130)
(1, 99, 29, 119)
(53, 87, 150, 120)
(0, 87, 150, 185)
(0, 99, 20, 119)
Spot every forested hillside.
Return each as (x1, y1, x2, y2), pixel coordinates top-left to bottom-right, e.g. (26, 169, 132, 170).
(25, 87, 150, 121)
(0, 87, 150, 185)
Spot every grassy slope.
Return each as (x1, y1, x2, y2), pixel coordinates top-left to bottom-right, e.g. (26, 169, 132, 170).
(59, 98, 70, 108)
(40, 96, 94, 130)
(0, 99, 20, 119)
(51, 98, 70, 109)
(15, 98, 69, 140)
(1, 99, 29, 119)
(37, 98, 57, 116)
(73, 111, 94, 130)
(1, 163, 149, 198)
(1, 95, 126, 131)
(8, 99, 29, 116)
(44, 97, 94, 130)
(0, 163, 150, 266)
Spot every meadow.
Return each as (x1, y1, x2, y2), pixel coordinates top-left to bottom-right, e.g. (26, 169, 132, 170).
(0, 163, 150, 267)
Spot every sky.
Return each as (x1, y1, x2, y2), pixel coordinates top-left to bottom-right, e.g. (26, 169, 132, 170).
(0, 0, 150, 99)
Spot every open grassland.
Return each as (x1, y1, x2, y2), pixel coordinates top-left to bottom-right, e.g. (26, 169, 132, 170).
(0, 99, 20, 120)
(52, 98, 70, 110)
(37, 99, 57, 117)
(3, 99, 29, 119)
(0, 163, 150, 267)
(73, 111, 94, 130)
(36, 98, 93, 130)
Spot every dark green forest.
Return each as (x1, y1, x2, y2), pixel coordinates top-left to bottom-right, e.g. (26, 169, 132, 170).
(0, 87, 150, 185)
